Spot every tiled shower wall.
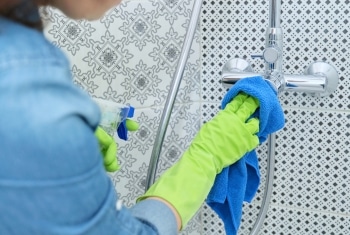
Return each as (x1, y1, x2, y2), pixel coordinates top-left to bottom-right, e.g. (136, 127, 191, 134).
(201, 0, 350, 235)
(42, 0, 350, 234)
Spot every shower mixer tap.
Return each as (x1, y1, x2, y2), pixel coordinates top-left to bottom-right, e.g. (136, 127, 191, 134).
(221, 0, 339, 97)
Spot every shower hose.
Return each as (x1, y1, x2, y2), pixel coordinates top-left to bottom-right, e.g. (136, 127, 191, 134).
(144, 1, 275, 234)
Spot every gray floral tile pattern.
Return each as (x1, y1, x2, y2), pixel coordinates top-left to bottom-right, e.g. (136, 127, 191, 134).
(48, 14, 95, 55)
(119, 4, 161, 50)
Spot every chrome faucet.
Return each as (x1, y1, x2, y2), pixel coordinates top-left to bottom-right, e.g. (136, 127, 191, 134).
(253, 0, 283, 75)
(221, 0, 339, 97)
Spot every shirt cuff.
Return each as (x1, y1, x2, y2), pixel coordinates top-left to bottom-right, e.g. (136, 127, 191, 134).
(130, 199, 178, 235)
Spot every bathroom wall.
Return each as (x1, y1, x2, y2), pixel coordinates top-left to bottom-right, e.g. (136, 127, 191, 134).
(43, 0, 350, 234)
(201, 0, 350, 234)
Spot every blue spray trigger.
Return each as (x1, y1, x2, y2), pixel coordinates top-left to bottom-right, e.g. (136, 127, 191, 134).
(117, 106, 135, 140)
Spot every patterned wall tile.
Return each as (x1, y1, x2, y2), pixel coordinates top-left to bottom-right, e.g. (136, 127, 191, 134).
(201, 0, 268, 103)
(262, 206, 350, 235)
(279, 0, 350, 110)
(273, 109, 350, 214)
(202, 0, 350, 234)
(44, 0, 201, 108)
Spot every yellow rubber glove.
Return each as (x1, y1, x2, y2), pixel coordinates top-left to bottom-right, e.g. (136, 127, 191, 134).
(125, 119, 139, 131)
(138, 93, 260, 229)
(95, 126, 119, 172)
(95, 119, 139, 172)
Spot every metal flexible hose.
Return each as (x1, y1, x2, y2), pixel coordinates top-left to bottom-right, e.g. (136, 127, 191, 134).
(145, 0, 203, 191)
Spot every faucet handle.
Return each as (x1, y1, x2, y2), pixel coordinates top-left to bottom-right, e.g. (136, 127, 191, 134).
(262, 47, 280, 64)
(251, 47, 280, 64)
(251, 53, 264, 60)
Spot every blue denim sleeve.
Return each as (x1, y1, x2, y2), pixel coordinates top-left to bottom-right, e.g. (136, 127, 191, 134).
(0, 17, 177, 235)
(130, 199, 178, 235)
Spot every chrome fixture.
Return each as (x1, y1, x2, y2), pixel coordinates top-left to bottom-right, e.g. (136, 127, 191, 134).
(221, 0, 339, 97)
(220, 1, 340, 235)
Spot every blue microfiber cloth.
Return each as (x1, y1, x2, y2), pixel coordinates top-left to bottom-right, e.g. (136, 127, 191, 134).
(206, 76, 285, 234)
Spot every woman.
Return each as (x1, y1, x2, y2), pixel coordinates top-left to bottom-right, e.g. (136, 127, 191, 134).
(0, 0, 260, 234)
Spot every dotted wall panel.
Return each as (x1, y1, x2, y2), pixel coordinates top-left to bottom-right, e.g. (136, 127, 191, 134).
(201, 1, 350, 234)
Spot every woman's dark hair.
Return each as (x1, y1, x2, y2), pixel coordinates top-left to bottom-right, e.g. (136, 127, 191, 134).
(0, 0, 44, 30)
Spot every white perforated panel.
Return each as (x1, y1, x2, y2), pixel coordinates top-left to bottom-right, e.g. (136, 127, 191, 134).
(201, 0, 350, 234)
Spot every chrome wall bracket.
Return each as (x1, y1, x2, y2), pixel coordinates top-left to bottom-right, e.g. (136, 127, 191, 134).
(221, 58, 339, 97)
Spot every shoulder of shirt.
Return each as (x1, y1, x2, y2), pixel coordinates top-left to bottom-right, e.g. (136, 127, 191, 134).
(0, 17, 68, 67)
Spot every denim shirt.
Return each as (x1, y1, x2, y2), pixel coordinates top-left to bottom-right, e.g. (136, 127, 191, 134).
(0, 15, 177, 235)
